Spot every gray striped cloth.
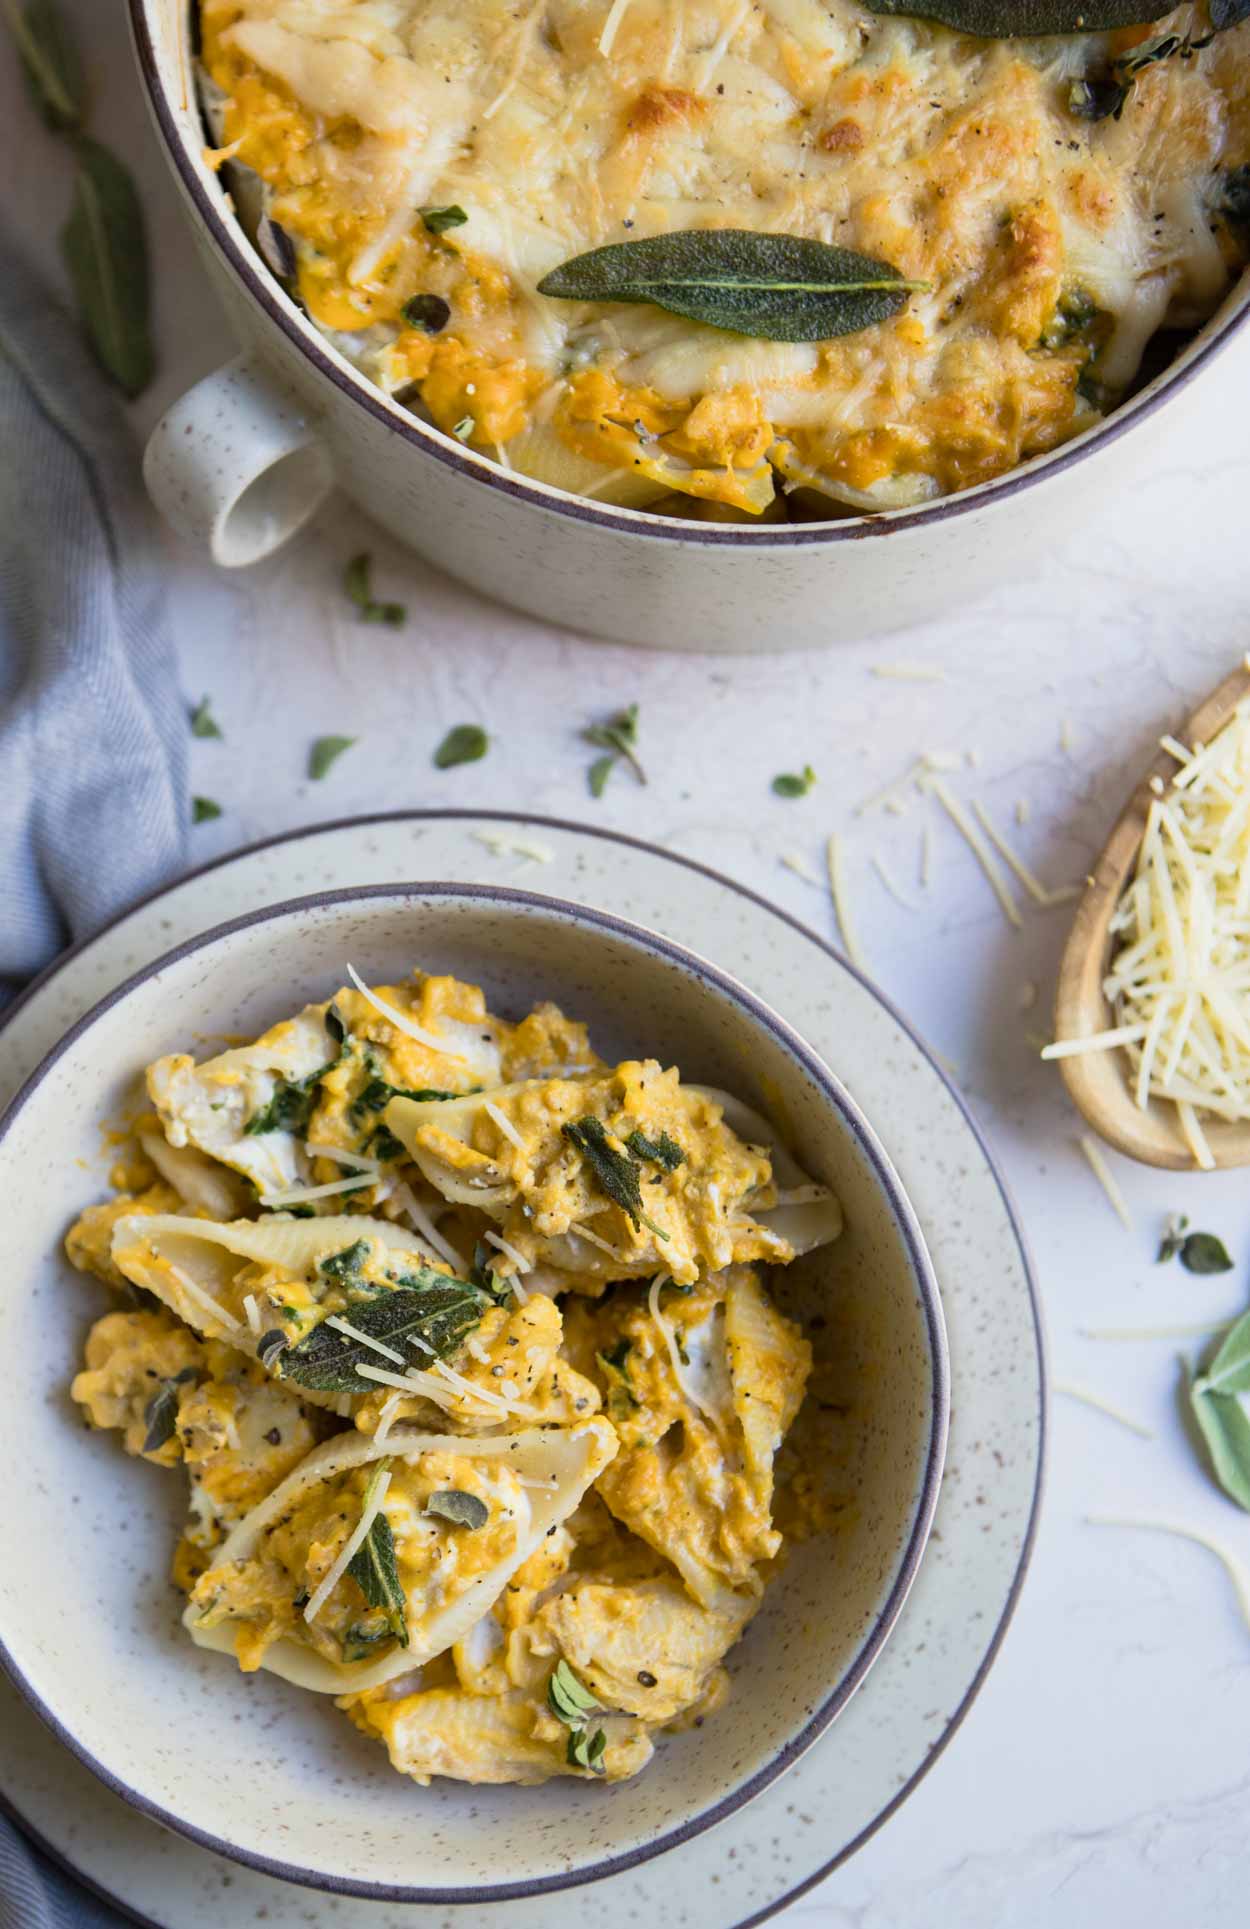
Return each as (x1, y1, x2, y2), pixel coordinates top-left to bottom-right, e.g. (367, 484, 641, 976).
(0, 233, 184, 1921)
(0, 235, 186, 1004)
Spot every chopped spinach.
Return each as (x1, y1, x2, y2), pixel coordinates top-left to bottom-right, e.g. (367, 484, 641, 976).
(244, 1063, 335, 1137)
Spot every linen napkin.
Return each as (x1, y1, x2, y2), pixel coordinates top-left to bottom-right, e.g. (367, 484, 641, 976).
(0, 233, 187, 1005)
(0, 232, 184, 1922)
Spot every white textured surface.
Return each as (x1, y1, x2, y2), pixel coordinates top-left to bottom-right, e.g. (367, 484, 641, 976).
(5, 5, 1250, 1922)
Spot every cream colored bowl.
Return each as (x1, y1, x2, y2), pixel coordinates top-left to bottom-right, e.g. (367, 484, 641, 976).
(0, 884, 946, 1900)
(127, 2, 1250, 653)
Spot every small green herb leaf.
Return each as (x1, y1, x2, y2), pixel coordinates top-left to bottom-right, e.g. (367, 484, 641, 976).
(189, 695, 222, 740)
(401, 293, 451, 333)
(433, 724, 488, 769)
(8, 0, 84, 130)
(588, 754, 616, 799)
(1189, 1372, 1250, 1514)
(547, 1658, 603, 1724)
(61, 136, 154, 398)
(425, 1489, 489, 1529)
(244, 1063, 334, 1137)
(539, 231, 921, 344)
(772, 765, 816, 799)
(310, 735, 356, 781)
(140, 1366, 197, 1453)
(351, 1076, 460, 1120)
(257, 1329, 289, 1370)
(1157, 1214, 1190, 1264)
(275, 1272, 489, 1392)
(343, 553, 405, 626)
(863, 0, 1172, 31)
(1181, 1232, 1233, 1276)
(422, 205, 468, 235)
(562, 1115, 666, 1237)
(346, 1464, 408, 1646)
(624, 1128, 685, 1171)
(319, 1240, 370, 1282)
(192, 796, 221, 823)
(568, 1724, 608, 1773)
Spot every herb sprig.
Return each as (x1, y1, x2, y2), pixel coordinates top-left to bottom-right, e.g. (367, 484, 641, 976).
(1157, 1216, 1233, 1275)
(772, 765, 817, 799)
(190, 696, 223, 740)
(585, 704, 645, 797)
(309, 735, 356, 781)
(434, 724, 489, 769)
(1189, 1313, 1250, 1512)
(547, 1659, 608, 1773)
(562, 1116, 667, 1239)
(344, 553, 405, 626)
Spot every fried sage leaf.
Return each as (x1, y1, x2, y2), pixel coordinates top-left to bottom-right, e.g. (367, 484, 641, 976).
(141, 1366, 198, 1453)
(7, 0, 85, 131)
(562, 1116, 648, 1230)
(624, 1128, 685, 1171)
(275, 1272, 489, 1392)
(538, 231, 921, 344)
(62, 136, 154, 398)
(425, 1489, 489, 1529)
(862, 0, 1172, 30)
(347, 1465, 409, 1645)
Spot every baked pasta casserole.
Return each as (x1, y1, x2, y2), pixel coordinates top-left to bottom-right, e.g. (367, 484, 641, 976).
(196, 0, 1250, 519)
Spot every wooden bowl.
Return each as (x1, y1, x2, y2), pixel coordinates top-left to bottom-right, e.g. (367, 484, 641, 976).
(1053, 661, 1250, 1171)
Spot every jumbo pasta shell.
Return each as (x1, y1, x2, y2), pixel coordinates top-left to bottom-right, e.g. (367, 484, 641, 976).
(183, 1420, 617, 1694)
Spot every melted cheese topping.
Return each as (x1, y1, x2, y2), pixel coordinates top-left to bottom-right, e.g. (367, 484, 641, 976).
(200, 0, 1248, 516)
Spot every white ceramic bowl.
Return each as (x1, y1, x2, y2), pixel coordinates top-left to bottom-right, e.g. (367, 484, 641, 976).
(0, 883, 947, 1901)
(127, 0, 1249, 653)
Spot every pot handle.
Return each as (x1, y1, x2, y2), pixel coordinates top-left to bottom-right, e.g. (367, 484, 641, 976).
(143, 354, 334, 567)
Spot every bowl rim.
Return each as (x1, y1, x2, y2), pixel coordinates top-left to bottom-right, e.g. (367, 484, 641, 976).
(126, 0, 1250, 551)
(0, 877, 949, 1905)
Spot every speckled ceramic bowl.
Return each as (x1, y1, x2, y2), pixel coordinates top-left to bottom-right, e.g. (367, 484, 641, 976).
(0, 883, 947, 1901)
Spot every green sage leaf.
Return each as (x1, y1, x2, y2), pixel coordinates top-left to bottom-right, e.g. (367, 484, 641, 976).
(562, 1116, 647, 1231)
(189, 695, 223, 740)
(309, 735, 356, 781)
(61, 136, 154, 398)
(567, 1725, 608, 1772)
(624, 1128, 685, 1171)
(191, 796, 221, 823)
(7, 0, 84, 131)
(346, 1465, 408, 1646)
(584, 704, 645, 786)
(588, 754, 616, 799)
(1179, 1232, 1234, 1276)
(244, 1062, 334, 1136)
(1197, 1312, 1250, 1398)
(539, 231, 921, 344)
(863, 0, 1172, 33)
(425, 1489, 489, 1529)
(772, 765, 816, 799)
(547, 1658, 602, 1724)
(343, 552, 405, 625)
(275, 1271, 489, 1392)
(1189, 1375, 1250, 1513)
(140, 1366, 197, 1454)
(433, 724, 488, 769)
(422, 205, 468, 235)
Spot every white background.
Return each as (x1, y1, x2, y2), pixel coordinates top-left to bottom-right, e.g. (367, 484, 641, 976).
(5, 8, 1250, 1923)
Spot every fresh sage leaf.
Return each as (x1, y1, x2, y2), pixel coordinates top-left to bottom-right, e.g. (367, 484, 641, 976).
(7, 0, 84, 132)
(1181, 1232, 1233, 1275)
(62, 136, 154, 398)
(433, 724, 488, 770)
(275, 1271, 489, 1392)
(140, 1366, 197, 1453)
(309, 735, 356, 781)
(584, 704, 645, 786)
(346, 1465, 409, 1646)
(547, 1658, 602, 1724)
(562, 1115, 666, 1238)
(772, 765, 816, 799)
(588, 754, 616, 799)
(624, 1128, 685, 1171)
(1189, 1372, 1250, 1513)
(402, 293, 451, 333)
(244, 1063, 334, 1137)
(539, 230, 921, 344)
(567, 1724, 607, 1772)
(425, 1489, 489, 1529)
(862, 0, 1172, 33)
(1196, 1312, 1250, 1399)
(343, 552, 405, 626)
(192, 796, 221, 823)
(422, 205, 468, 235)
(189, 695, 222, 740)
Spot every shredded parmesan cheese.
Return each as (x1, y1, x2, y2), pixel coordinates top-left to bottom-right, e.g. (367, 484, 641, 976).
(869, 662, 947, 683)
(1077, 1135, 1132, 1229)
(483, 1230, 532, 1273)
(305, 1143, 383, 1173)
(598, 0, 632, 56)
(1045, 700, 1250, 1156)
(304, 1468, 392, 1625)
(780, 850, 821, 886)
(648, 1277, 723, 1433)
(826, 833, 868, 973)
(324, 1314, 408, 1368)
(374, 1391, 403, 1444)
(345, 963, 465, 1058)
(1054, 1382, 1153, 1439)
(259, 1174, 372, 1208)
(871, 854, 918, 910)
(922, 777, 1022, 930)
(242, 1292, 261, 1335)
(1080, 1316, 1239, 1341)
(471, 832, 554, 866)
(483, 1099, 526, 1154)
(169, 1263, 242, 1334)
(393, 1182, 466, 1271)
(1086, 1515, 1250, 1635)
(970, 800, 1078, 908)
